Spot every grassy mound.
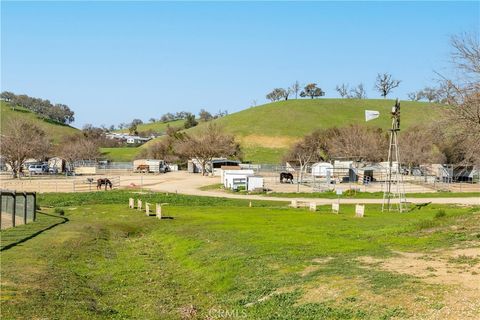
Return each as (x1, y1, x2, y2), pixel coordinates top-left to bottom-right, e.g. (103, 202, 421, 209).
(0, 101, 78, 143)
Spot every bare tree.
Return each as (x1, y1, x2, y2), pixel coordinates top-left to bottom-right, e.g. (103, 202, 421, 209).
(418, 87, 439, 102)
(57, 135, 100, 170)
(349, 83, 367, 99)
(335, 83, 349, 98)
(0, 119, 51, 178)
(283, 130, 331, 183)
(438, 31, 480, 165)
(291, 81, 301, 99)
(407, 92, 421, 101)
(399, 125, 446, 173)
(450, 32, 480, 80)
(142, 138, 179, 163)
(327, 124, 387, 162)
(375, 73, 401, 98)
(176, 123, 241, 175)
(198, 109, 213, 121)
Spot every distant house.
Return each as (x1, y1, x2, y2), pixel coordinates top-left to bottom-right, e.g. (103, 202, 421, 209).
(105, 133, 152, 145)
(126, 136, 151, 144)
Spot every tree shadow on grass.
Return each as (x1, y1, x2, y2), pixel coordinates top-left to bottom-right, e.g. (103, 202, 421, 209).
(1, 212, 69, 251)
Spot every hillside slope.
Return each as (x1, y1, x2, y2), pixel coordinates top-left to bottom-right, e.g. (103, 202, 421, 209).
(141, 99, 443, 163)
(0, 101, 79, 142)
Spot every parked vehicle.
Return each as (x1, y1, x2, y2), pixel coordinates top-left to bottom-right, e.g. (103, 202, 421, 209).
(28, 164, 48, 175)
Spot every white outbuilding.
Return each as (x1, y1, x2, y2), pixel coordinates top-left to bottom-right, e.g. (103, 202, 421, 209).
(247, 176, 264, 191)
(311, 162, 334, 177)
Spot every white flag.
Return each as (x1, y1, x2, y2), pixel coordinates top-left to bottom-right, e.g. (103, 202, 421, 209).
(365, 110, 380, 122)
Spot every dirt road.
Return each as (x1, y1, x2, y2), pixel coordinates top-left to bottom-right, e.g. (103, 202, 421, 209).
(144, 172, 480, 205)
(2, 171, 478, 205)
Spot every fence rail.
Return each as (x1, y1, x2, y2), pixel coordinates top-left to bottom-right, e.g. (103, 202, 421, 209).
(0, 177, 121, 193)
(0, 190, 37, 230)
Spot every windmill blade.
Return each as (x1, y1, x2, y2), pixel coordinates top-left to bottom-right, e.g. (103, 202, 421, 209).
(365, 110, 380, 122)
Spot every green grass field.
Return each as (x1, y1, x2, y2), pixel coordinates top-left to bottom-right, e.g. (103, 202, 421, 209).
(100, 147, 141, 162)
(0, 102, 79, 143)
(1, 191, 478, 319)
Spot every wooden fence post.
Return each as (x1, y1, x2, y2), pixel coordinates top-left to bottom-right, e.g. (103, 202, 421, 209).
(156, 204, 162, 219)
(12, 192, 16, 228)
(332, 202, 339, 214)
(309, 202, 317, 212)
(137, 199, 142, 211)
(355, 204, 365, 218)
(145, 203, 150, 216)
(23, 192, 27, 224)
(128, 198, 134, 209)
(33, 192, 37, 221)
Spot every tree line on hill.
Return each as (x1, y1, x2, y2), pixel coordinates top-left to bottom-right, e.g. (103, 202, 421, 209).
(0, 92, 75, 124)
(117, 108, 228, 135)
(266, 73, 403, 102)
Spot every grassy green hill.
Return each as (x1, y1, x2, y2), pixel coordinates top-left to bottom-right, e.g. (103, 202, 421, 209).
(0, 101, 79, 142)
(139, 99, 443, 163)
(106, 99, 442, 163)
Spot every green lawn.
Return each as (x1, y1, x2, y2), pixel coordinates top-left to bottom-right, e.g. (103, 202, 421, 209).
(101, 147, 141, 162)
(242, 145, 288, 164)
(1, 191, 478, 319)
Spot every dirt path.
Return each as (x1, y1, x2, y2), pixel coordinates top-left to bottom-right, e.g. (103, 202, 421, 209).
(2, 171, 478, 205)
(143, 172, 480, 205)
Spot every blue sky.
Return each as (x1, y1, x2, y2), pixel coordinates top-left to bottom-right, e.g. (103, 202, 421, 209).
(1, 1, 479, 128)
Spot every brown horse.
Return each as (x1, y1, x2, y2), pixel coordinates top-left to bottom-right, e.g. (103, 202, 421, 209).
(97, 178, 113, 190)
(280, 172, 294, 184)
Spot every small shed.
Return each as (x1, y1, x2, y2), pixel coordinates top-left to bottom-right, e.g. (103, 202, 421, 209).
(311, 162, 333, 177)
(247, 176, 264, 191)
(222, 170, 255, 190)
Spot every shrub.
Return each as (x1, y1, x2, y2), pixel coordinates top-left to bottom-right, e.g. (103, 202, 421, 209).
(54, 208, 65, 216)
(435, 209, 446, 219)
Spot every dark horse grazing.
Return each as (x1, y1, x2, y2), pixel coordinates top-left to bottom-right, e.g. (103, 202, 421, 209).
(97, 178, 113, 190)
(280, 172, 294, 184)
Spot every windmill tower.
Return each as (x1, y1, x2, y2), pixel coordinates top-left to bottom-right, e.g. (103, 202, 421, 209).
(382, 99, 407, 212)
